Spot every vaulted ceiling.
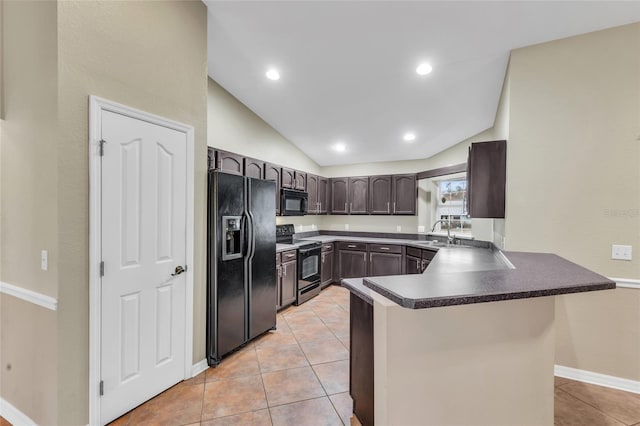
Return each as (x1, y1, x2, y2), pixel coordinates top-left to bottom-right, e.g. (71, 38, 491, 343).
(206, 1, 640, 166)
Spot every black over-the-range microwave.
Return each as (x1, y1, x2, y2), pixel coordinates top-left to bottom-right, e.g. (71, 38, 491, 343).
(281, 188, 308, 216)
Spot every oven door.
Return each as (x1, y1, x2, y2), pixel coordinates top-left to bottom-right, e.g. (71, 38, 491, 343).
(297, 246, 321, 289)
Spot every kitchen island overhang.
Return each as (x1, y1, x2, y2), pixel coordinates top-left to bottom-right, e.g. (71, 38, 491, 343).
(342, 246, 615, 426)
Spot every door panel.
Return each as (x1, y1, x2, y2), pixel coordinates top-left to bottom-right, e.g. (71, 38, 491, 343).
(210, 172, 246, 360)
(281, 260, 297, 308)
(392, 174, 417, 215)
(369, 252, 403, 276)
(248, 178, 277, 339)
(339, 250, 368, 279)
(331, 178, 348, 214)
(101, 110, 186, 425)
(348, 177, 369, 214)
(369, 175, 391, 214)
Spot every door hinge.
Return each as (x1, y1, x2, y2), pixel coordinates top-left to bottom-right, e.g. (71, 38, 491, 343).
(100, 261, 104, 277)
(99, 139, 107, 156)
(99, 380, 104, 396)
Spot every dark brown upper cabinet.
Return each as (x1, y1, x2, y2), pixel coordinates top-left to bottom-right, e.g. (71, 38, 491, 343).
(348, 177, 369, 214)
(294, 171, 306, 191)
(281, 167, 295, 189)
(264, 162, 282, 215)
(369, 175, 392, 214)
(392, 174, 417, 215)
(318, 177, 329, 214)
(243, 157, 264, 179)
(330, 178, 349, 214)
(215, 150, 243, 175)
(306, 174, 319, 214)
(467, 140, 506, 218)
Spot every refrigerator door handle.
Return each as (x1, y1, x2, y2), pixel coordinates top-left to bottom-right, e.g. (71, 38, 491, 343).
(241, 214, 250, 257)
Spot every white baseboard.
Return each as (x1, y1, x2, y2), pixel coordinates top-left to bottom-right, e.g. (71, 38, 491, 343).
(555, 365, 640, 394)
(0, 281, 57, 311)
(191, 359, 209, 378)
(609, 277, 640, 290)
(0, 397, 37, 426)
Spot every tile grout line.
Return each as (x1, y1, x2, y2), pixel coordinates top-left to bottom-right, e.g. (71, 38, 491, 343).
(255, 339, 275, 426)
(276, 292, 347, 423)
(298, 294, 349, 423)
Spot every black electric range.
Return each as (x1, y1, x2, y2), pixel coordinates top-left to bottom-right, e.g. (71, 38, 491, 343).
(276, 224, 321, 304)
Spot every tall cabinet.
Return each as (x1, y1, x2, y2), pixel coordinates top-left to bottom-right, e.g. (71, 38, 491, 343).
(467, 140, 506, 218)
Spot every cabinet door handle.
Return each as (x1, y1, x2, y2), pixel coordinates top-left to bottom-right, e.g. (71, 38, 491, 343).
(283, 266, 286, 277)
(379, 247, 390, 250)
(344, 203, 347, 212)
(322, 254, 325, 263)
(416, 259, 421, 272)
(369, 253, 372, 262)
(387, 202, 390, 213)
(363, 253, 367, 261)
(350, 203, 353, 212)
(393, 202, 396, 213)
(347, 245, 356, 248)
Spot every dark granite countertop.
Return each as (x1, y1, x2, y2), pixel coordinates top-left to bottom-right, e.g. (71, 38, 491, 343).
(358, 250, 615, 309)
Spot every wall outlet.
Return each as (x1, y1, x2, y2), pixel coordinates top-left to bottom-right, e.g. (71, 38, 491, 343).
(418, 226, 425, 233)
(396, 225, 402, 232)
(344, 224, 349, 231)
(41, 250, 48, 271)
(311, 224, 316, 230)
(611, 245, 632, 261)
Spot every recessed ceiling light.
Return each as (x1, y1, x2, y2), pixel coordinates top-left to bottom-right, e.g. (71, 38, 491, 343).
(333, 143, 346, 152)
(266, 69, 280, 81)
(403, 132, 416, 142)
(416, 63, 433, 76)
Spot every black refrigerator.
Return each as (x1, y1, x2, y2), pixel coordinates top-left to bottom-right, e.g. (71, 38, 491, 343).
(207, 170, 276, 366)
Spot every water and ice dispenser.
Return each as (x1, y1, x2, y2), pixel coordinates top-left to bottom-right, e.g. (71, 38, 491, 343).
(222, 216, 242, 260)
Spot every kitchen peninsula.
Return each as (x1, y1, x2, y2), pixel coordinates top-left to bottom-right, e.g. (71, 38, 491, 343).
(338, 241, 615, 426)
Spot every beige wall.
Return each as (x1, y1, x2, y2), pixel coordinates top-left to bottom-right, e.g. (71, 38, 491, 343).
(208, 79, 322, 175)
(1, 1, 207, 424)
(506, 23, 640, 381)
(56, 2, 207, 423)
(208, 77, 501, 237)
(0, 1, 60, 424)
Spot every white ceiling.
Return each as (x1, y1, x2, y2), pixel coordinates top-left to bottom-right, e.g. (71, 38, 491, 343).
(205, 1, 640, 166)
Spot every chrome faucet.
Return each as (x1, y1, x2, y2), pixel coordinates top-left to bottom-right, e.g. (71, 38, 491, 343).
(431, 219, 455, 245)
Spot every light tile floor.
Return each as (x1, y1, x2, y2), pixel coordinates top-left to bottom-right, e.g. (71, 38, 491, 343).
(5, 285, 630, 426)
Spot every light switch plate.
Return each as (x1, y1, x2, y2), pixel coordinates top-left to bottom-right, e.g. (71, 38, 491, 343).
(611, 245, 632, 261)
(396, 225, 402, 232)
(344, 224, 349, 230)
(418, 226, 425, 233)
(41, 250, 48, 271)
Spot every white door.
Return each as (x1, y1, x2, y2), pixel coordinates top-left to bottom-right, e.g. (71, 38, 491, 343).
(100, 110, 187, 425)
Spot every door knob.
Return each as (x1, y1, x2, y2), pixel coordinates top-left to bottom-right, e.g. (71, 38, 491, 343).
(171, 265, 186, 276)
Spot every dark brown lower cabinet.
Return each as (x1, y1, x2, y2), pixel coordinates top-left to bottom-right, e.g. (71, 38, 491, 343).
(350, 293, 374, 426)
(368, 244, 404, 276)
(369, 252, 403, 276)
(280, 260, 297, 308)
(339, 249, 369, 279)
(405, 246, 436, 274)
(321, 248, 334, 288)
(405, 254, 422, 274)
(277, 250, 297, 310)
